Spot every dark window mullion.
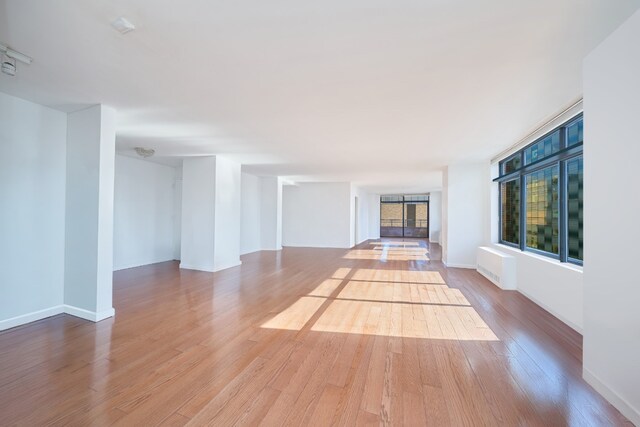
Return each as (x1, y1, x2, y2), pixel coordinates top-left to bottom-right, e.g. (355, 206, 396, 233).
(520, 174, 526, 251)
(559, 160, 568, 262)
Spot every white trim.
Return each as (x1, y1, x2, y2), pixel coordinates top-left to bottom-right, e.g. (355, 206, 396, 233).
(0, 305, 64, 331)
(491, 98, 583, 163)
(212, 260, 242, 272)
(583, 368, 640, 426)
(515, 287, 582, 334)
(63, 305, 115, 322)
(179, 262, 216, 272)
(0, 304, 115, 331)
(113, 257, 175, 271)
(443, 261, 477, 269)
(179, 260, 242, 272)
(493, 243, 583, 273)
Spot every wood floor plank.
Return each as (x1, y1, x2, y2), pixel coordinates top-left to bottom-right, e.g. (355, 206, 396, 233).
(0, 239, 632, 426)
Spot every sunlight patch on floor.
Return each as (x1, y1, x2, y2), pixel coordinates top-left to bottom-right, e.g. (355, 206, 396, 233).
(343, 248, 429, 261)
(260, 266, 499, 341)
(261, 296, 326, 331)
(311, 299, 498, 341)
(368, 241, 420, 246)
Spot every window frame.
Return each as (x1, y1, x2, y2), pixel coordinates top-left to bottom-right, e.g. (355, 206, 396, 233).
(495, 113, 583, 265)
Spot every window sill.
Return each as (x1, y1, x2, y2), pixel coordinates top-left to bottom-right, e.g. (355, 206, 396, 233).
(493, 243, 583, 273)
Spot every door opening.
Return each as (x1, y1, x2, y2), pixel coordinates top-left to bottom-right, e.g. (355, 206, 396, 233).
(380, 194, 429, 238)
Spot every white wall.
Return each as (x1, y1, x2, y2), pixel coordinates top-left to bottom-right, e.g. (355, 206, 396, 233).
(283, 182, 352, 248)
(582, 9, 640, 424)
(180, 157, 217, 271)
(351, 186, 373, 245)
(368, 194, 381, 240)
(113, 155, 178, 270)
(0, 92, 67, 329)
(442, 163, 489, 268)
(428, 191, 442, 243)
(260, 176, 283, 251)
(240, 172, 262, 255)
(491, 244, 583, 332)
(64, 105, 116, 320)
(212, 156, 242, 270)
(173, 164, 182, 260)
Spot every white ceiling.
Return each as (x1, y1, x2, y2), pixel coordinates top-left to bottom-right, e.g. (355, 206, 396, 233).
(1, 0, 639, 193)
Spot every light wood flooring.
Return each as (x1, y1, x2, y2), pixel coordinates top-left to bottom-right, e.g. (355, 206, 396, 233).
(0, 239, 632, 426)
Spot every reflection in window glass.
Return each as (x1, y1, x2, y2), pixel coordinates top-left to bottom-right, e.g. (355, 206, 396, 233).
(525, 166, 559, 254)
(500, 179, 520, 245)
(524, 131, 560, 165)
(567, 118, 583, 147)
(567, 156, 583, 260)
(502, 155, 521, 174)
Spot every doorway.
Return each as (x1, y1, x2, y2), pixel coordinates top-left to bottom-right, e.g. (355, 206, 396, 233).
(380, 194, 429, 238)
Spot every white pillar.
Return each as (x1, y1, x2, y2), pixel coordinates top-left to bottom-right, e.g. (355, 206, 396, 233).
(64, 105, 116, 322)
(180, 156, 242, 272)
(428, 191, 442, 243)
(441, 163, 489, 268)
(212, 156, 242, 270)
(260, 176, 283, 250)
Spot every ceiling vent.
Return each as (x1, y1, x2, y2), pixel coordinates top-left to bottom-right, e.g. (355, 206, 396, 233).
(111, 17, 136, 34)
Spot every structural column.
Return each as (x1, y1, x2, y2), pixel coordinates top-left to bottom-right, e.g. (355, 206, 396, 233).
(180, 155, 242, 272)
(260, 176, 283, 250)
(441, 163, 489, 268)
(64, 105, 116, 322)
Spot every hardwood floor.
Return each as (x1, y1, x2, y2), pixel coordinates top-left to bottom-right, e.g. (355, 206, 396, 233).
(0, 239, 631, 426)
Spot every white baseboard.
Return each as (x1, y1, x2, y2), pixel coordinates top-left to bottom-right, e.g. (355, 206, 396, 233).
(0, 304, 115, 331)
(0, 305, 64, 331)
(583, 368, 640, 426)
(212, 260, 242, 272)
(63, 305, 115, 322)
(179, 262, 216, 272)
(180, 260, 242, 273)
(516, 288, 582, 334)
(443, 261, 477, 269)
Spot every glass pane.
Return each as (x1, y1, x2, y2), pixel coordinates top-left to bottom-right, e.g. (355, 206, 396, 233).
(567, 118, 583, 147)
(500, 179, 520, 245)
(381, 195, 403, 203)
(404, 194, 429, 202)
(567, 156, 584, 261)
(403, 202, 428, 237)
(502, 155, 521, 175)
(525, 165, 559, 254)
(524, 131, 560, 165)
(380, 201, 404, 237)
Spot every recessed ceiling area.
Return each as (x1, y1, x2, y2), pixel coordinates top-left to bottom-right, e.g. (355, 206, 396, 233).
(1, 0, 638, 192)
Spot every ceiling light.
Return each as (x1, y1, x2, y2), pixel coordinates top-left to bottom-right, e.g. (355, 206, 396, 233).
(1, 56, 15, 76)
(111, 17, 136, 34)
(0, 44, 32, 76)
(134, 147, 155, 158)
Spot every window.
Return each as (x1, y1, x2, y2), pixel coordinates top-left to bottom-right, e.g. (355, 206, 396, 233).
(525, 166, 559, 254)
(566, 156, 583, 261)
(524, 130, 560, 165)
(500, 179, 520, 245)
(496, 114, 583, 265)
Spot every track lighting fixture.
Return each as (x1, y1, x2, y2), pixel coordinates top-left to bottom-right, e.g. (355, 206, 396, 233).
(0, 43, 32, 77)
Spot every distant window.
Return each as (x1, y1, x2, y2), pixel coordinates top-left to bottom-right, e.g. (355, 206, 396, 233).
(496, 115, 583, 265)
